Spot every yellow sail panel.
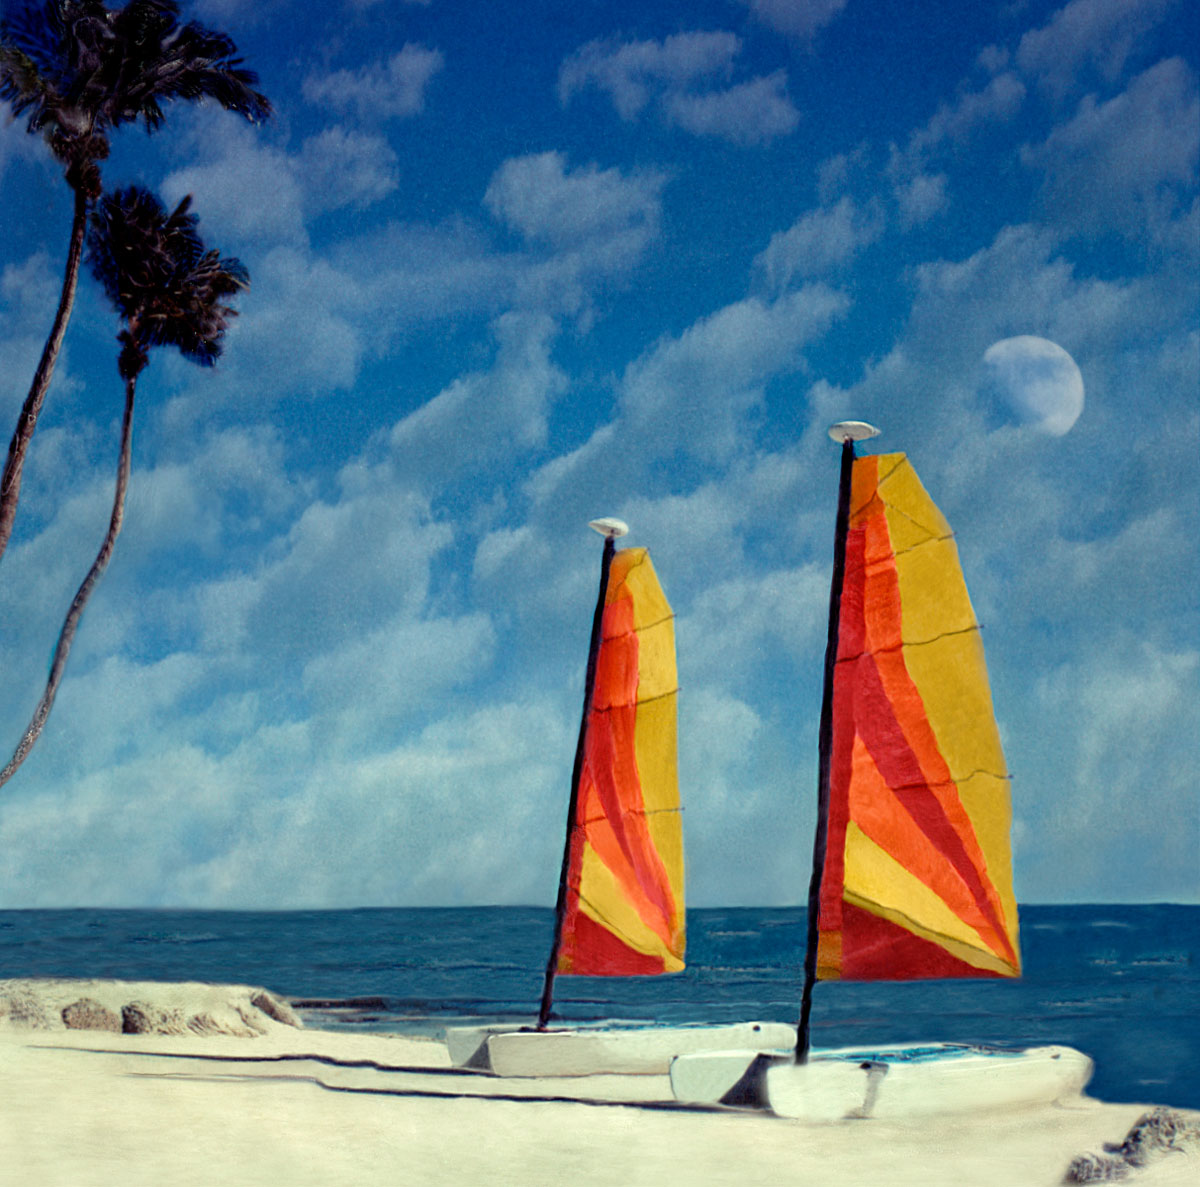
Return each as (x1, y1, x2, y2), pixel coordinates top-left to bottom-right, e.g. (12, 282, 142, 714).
(818, 454, 1020, 981)
(557, 549, 686, 975)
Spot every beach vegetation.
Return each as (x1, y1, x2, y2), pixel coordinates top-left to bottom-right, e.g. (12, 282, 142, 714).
(0, 0, 270, 565)
(0, 185, 247, 788)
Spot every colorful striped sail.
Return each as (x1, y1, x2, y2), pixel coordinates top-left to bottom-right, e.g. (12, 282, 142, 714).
(816, 453, 1021, 982)
(556, 547, 686, 976)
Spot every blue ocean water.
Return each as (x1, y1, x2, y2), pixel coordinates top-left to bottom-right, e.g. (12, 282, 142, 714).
(0, 904, 1195, 1109)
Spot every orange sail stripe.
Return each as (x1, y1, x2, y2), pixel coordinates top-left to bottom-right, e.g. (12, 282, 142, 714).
(851, 648, 1015, 965)
(846, 735, 1013, 964)
(558, 548, 684, 976)
(858, 499, 1005, 922)
(820, 453, 1020, 981)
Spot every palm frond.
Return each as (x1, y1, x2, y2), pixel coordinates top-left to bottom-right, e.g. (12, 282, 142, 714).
(86, 184, 248, 378)
(0, 0, 270, 179)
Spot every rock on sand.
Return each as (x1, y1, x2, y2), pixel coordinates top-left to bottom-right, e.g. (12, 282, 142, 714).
(0, 978, 301, 1037)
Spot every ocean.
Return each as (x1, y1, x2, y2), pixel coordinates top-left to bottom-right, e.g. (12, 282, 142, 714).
(1, 903, 1195, 1110)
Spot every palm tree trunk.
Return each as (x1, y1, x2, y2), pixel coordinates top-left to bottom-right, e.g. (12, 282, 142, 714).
(0, 372, 136, 789)
(0, 184, 90, 566)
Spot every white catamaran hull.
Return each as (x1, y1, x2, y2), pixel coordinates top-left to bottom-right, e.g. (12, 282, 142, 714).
(445, 1021, 797, 1077)
(670, 1043, 1093, 1121)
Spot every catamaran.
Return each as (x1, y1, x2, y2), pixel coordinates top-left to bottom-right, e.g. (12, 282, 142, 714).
(445, 518, 793, 1076)
(670, 423, 1092, 1119)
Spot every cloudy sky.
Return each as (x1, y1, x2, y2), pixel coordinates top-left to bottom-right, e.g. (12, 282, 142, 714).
(0, 0, 1195, 909)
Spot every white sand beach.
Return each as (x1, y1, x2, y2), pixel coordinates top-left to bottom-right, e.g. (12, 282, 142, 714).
(2, 979, 1196, 1187)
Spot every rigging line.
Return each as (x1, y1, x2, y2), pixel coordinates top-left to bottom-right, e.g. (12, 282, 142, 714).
(833, 623, 984, 661)
(873, 461, 951, 541)
(875, 502, 948, 545)
(587, 688, 679, 711)
(622, 605, 676, 628)
(875, 770, 1012, 794)
(578, 805, 682, 827)
(951, 768, 1012, 785)
(887, 531, 957, 560)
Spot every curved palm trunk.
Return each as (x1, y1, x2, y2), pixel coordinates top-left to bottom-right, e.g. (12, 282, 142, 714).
(0, 185, 89, 566)
(0, 371, 136, 789)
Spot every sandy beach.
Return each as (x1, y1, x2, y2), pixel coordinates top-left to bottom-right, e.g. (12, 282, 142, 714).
(1, 979, 1197, 1186)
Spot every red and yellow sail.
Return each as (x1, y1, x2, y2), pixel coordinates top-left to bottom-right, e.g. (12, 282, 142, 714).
(817, 453, 1021, 982)
(557, 548, 685, 976)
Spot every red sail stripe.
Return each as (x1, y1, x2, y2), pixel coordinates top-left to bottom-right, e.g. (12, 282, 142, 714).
(838, 901, 1007, 981)
(820, 464, 1015, 976)
(854, 489, 1016, 967)
(558, 570, 679, 970)
(558, 907, 667, 976)
(852, 653, 1014, 963)
(858, 504, 1003, 897)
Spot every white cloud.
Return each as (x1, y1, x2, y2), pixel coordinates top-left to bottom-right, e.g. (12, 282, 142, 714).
(297, 127, 399, 214)
(883, 73, 1027, 226)
(301, 611, 497, 747)
(559, 32, 741, 118)
(385, 312, 567, 488)
(678, 686, 804, 905)
(0, 252, 81, 427)
(1017, 640, 1200, 901)
(326, 150, 667, 332)
(302, 45, 444, 122)
(214, 245, 364, 400)
(162, 119, 307, 245)
(981, 336, 1085, 435)
(909, 73, 1027, 158)
(162, 116, 401, 249)
(893, 171, 949, 226)
(620, 287, 848, 461)
(0, 106, 44, 185)
(734, 0, 849, 39)
(472, 524, 543, 584)
(756, 196, 884, 289)
(681, 565, 827, 687)
(558, 32, 799, 145)
(483, 152, 664, 250)
(0, 691, 573, 906)
(236, 487, 453, 665)
(664, 71, 799, 144)
(1016, 0, 1181, 98)
(1022, 57, 1199, 244)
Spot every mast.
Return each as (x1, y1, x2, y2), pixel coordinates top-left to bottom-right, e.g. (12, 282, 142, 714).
(796, 422, 879, 1063)
(537, 516, 629, 1030)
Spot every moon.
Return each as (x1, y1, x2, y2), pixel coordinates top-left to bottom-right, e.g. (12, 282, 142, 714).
(981, 336, 1084, 435)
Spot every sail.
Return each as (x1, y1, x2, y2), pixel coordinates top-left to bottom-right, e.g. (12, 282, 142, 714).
(817, 453, 1021, 982)
(557, 548, 686, 975)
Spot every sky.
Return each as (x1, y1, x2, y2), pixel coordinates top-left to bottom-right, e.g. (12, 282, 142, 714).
(0, 0, 1196, 910)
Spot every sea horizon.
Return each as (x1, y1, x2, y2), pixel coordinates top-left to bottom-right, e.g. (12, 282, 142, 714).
(2, 903, 1196, 1111)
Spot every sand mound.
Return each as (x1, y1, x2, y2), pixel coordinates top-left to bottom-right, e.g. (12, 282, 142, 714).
(0, 977, 301, 1037)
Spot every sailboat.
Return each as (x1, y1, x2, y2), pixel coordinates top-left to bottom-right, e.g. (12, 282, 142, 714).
(445, 518, 793, 1076)
(670, 423, 1092, 1119)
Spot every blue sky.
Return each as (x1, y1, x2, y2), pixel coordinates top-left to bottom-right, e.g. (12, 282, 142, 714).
(0, 0, 1196, 909)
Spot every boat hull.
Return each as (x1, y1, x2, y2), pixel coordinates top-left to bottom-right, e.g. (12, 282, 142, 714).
(444, 1021, 797, 1077)
(670, 1043, 1093, 1120)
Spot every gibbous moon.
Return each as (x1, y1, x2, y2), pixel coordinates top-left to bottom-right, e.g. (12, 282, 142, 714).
(981, 336, 1084, 435)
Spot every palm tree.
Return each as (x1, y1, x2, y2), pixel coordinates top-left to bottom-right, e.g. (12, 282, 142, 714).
(0, 0, 269, 564)
(0, 185, 247, 788)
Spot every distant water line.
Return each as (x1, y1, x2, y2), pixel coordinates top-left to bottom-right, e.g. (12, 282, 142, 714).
(0, 903, 1195, 1109)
